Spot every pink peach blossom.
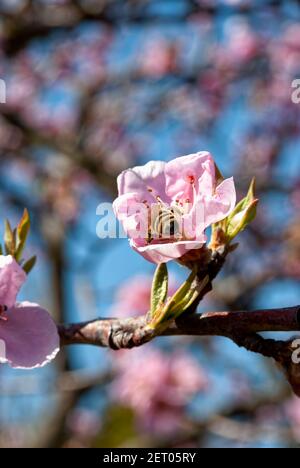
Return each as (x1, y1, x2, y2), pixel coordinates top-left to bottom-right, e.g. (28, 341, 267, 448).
(224, 19, 260, 66)
(139, 38, 177, 78)
(111, 347, 208, 435)
(67, 408, 101, 439)
(113, 152, 236, 264)
(0, 255, 59, 369)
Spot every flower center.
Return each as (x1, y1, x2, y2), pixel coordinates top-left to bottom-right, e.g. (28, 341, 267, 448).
(146, 202, 186, 244)
(0, 305, 8, 322)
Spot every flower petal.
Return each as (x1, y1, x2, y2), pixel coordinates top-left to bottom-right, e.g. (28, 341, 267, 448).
(0, 255, 27, 308)
(113, 192, 149, 239)
(204, 177, 237, 226)
(131, 239, 206, 264)
(165, 151, 214, 201)
(0, 302, 60, 369)
(117, 160, 168, 203)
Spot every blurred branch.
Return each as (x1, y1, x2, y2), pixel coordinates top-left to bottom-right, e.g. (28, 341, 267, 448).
(35, 369, 112, 449)
(1, 0, 289, 56)
(0, 369, 112, 396)
(0, 110, 117, 195)
(206, 414, 296, 445)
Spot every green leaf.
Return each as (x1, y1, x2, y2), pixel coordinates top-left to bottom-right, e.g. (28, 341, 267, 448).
(226, 178, 258, 241)
(4, 220, 15, 255)
(17, 208, 30, 243)
(227, 199, 258, 240)
(162, 269, 209, 322)
(150, 267, 199, 326)
(15, 209, 30, 261)
(172, 275, 209, 317)
(164, 266, 197, 317)
(228, 178, 256, 221)
(150, 263, 168, 317)
(22, 256, 37, 274)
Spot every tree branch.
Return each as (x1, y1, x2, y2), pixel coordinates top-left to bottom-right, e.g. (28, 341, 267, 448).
(58, 305, 300, 349)
(58, 305, 300, 396)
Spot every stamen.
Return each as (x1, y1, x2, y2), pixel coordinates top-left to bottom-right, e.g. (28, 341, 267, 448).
(155, 196, 169, 210)
(149, 203, 184, 241)
(147, 228, 153, 244)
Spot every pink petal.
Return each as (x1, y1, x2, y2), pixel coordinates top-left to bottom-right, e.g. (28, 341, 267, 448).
(113, 192, 149, 238)
(131, 239, 205, 264)
(117, 160, 168, 203)
(0, 255, 27, 309)
(181, 199, 206, 240)
(0, 302, 60, 369)
(165, 151, 214, 201)
(204, 177, 237, 227)
(113, 192, 139, 219)
(197, 157, 216, 197)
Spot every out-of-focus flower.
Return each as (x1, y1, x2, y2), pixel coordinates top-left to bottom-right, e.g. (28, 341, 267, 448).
(111, 347, 208, 435)
(0, 255, 59, 369)
(285, 397, 300, 441)
(44, 174, 80, 224)
(113, 152, 236, 264)
(283, 219, 300, 278)
(66, 408, 101, 440)
(139, 38, 178, 78)
(228, 370, 252, 404)
(111, 274, 178, 318)
(223, 18, 260, 66)
(292, 185, 300, 211)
